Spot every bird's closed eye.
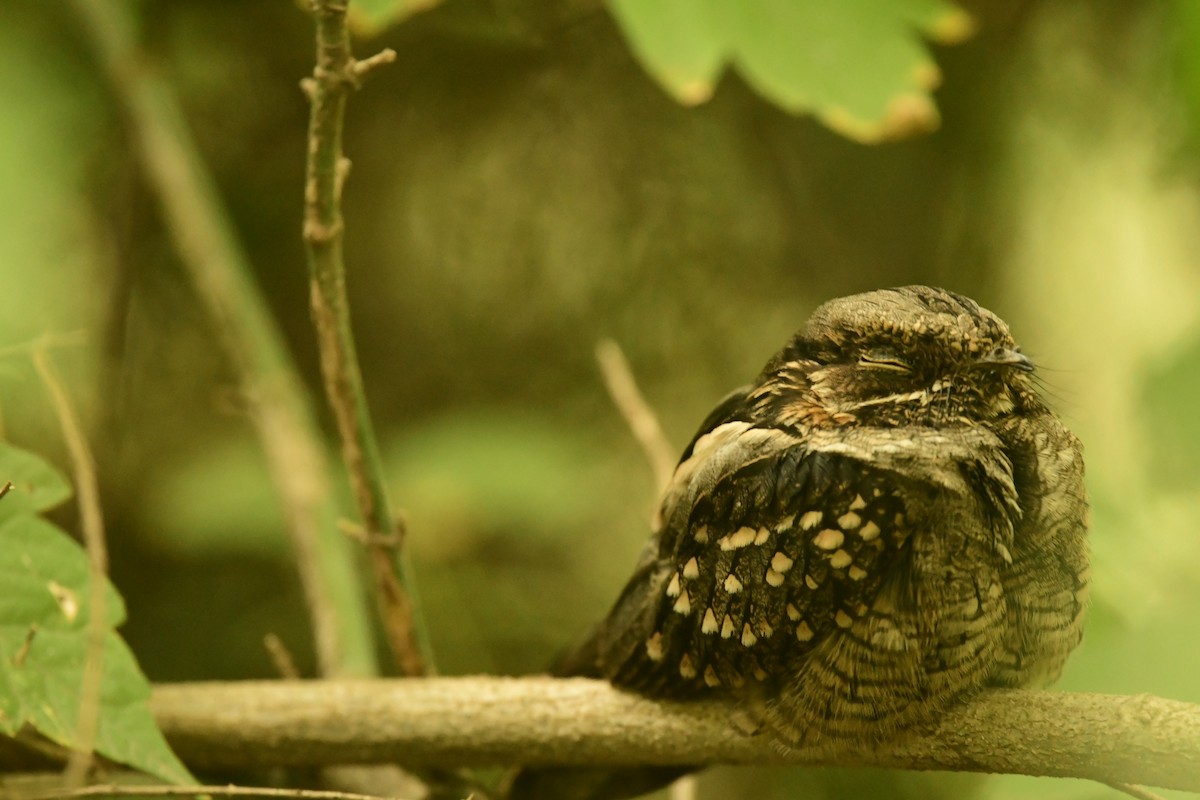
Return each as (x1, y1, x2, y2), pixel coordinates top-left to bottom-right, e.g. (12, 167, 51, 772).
(858, 349, 912, 373)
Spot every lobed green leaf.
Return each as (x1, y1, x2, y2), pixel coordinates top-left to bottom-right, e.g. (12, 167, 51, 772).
(607, 0, 973, 142)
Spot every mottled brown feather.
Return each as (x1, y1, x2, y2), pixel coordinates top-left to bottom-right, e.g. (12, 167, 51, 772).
(507, 286, 1088, 800)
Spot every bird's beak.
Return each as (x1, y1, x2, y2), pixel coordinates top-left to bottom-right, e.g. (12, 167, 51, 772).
(979, 347, 1035, 373)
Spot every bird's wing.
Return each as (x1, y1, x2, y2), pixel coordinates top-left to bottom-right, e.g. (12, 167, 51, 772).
(598, 419, 919, 697)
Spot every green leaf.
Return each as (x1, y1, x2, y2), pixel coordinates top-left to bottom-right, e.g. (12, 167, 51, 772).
(607, 0, 973, 142)
(0, 514, 194, 784)
(348, 0, 442, 36)
(0, 441, 72, 521)
(606, 0, 729, 104)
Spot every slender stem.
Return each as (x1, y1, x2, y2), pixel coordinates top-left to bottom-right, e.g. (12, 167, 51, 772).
(666, 776, 697, 800)
(32, 346, 108, 787)
(263, 634, 302, 680)
(68, 0, 378, 679)
(302, 0, 430, 677)
(595, 339, 677, 493)
(1104, 783, 1168, 800)
(15, 783, 410, 800)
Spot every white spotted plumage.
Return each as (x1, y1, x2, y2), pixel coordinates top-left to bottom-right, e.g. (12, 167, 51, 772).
(532, 287, 1088, 780)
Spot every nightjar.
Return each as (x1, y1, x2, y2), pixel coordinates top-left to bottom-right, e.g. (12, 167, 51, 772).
(507, 286, 1089, 800)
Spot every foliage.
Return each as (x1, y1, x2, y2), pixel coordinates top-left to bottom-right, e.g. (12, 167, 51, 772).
(0, 442, 193, 784)
(607, 0, 972, 141)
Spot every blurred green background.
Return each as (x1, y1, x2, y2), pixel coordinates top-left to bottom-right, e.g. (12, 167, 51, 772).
(2, 0, 1199, 797)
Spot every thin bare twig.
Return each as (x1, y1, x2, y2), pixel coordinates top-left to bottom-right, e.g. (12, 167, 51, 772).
(31, 345, 108, 788)
(667, 775, 696, 800)
(0, 480, 13, 500)
(348, 49, 397, 82)
(301, 0, 430, 677)
(263, 634, 302, 680)
(68, 0, 378, 679)
(1105, 782, 1169, 800)
(595, 339, 677, 493)
(15, 783, 412, 800)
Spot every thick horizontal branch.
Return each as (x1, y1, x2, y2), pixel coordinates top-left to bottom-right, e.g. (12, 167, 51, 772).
(149, 677, 1200, 791)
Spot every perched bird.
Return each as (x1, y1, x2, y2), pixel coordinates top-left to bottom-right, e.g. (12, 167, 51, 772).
(507, 286, 1089, 800)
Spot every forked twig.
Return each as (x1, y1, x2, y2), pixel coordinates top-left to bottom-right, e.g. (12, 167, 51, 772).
(301, 0, 430, 677)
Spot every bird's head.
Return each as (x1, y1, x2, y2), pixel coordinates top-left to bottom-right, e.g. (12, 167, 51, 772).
(752, 286, 1041, 428)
